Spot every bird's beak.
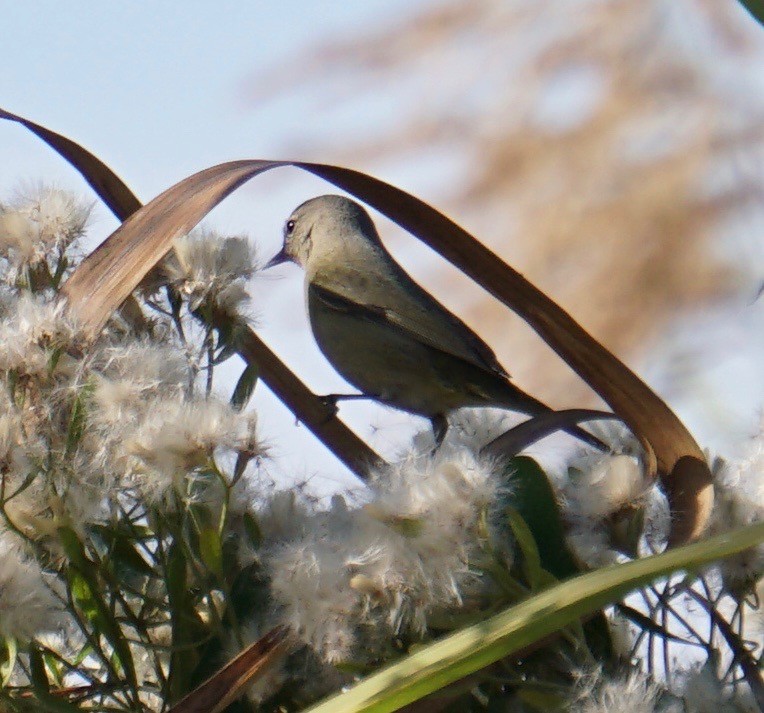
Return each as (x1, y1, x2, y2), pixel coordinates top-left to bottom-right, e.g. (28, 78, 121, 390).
(264, 246, 290, 269)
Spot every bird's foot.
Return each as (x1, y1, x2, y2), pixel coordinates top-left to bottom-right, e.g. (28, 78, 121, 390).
(318, 393, 371, 420)
(318, 394, 339, 412)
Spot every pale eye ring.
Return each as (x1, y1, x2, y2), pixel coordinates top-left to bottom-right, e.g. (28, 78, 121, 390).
(285, 219, 296, 235)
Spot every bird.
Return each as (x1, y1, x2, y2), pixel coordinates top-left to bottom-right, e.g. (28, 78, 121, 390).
(266, 194, 603, 449)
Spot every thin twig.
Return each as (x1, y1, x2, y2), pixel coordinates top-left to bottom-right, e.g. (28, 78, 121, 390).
(682, 585, 764, 711)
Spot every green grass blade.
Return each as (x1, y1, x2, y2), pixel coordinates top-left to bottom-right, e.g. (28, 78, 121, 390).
(305, 521, 764, 713)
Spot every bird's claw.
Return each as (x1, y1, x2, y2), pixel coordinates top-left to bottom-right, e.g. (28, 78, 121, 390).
(318, 394, 340, 420)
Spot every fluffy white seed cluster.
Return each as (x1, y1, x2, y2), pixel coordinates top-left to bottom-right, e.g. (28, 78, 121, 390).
(0, 186, 91, 282)
(0, 294, 262, 527)
(0, 187, 263, 645)
(569, 668, 668, 713)
(158, 229, 258, 314)
(571, 662, 761, 713)
(552, 422, 669, 567)
(0, 292, 82, 376)
(0, 540, 62, 639)
(708, 422, 764, 592)
(264, 434, 507, 664)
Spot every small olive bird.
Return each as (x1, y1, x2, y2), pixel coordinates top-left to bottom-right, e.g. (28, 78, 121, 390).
(266, 194, 601, 448)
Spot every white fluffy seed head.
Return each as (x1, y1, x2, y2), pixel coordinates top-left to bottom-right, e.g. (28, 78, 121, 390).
(0, 539, 62, 640)
(120, 398, 260, 502)
(569, 667, 666, 713)
(0, 294, 83, 376)
(0, 186, 91, 274)
(158, 230, 257, 313)
(264, 433, 509, 664)
(566, 453, 650, 519)
(708, 429, 764, 591)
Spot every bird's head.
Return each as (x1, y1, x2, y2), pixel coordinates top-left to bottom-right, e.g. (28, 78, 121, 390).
(265, 195, 382, 275)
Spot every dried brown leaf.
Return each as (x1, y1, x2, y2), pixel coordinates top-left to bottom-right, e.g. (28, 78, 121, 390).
(0, 109, 383, 479)
(168, 627, 292, 713)
(0, 107, 141, 221)
(481, 409, 618, 460)
(1, 109, 712, 543)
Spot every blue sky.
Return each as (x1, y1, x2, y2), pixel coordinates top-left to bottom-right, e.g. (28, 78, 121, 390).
(1, 1, 434, 492)
(2, 2, 411, 191)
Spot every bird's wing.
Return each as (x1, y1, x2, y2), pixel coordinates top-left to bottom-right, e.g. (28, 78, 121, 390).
(309, 282, 510, 379)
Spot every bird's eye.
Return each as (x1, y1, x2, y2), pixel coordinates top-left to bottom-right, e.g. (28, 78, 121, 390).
(285, 219, 296, 236)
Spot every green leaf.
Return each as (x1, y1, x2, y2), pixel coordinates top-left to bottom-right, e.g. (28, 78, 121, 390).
(242, 513, 262, 549)
(28, 646, 80, 713)
(231, 362, 259, 411)
(47, 347, 63, 375)
(91, 524, 156, 579)
(64, 381, 94, 456)
(58, 526, 88, 569)
(59, 527, 138, 691)
(507, 458, 612, 658)
(516, 685, 566, 711)
(72, 642, 94, 667)
(199, 527, 224, 577)
(505, 507, 544, 591)
(506, 457, 579, 580)
(385, 515, 424, 539)
(42, 652, 63, 688)
(166, 541, 203, 704)
(0, 637, 17, 688)
(51, 254, 69, 288)
(303, 520, 764, 713)
(213, 320, 243, 365)
(28, 646, 49, 692)
(69, 571, 99, 623)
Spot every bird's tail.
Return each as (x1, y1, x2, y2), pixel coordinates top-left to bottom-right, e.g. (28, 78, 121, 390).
(493, 383, 608, 451)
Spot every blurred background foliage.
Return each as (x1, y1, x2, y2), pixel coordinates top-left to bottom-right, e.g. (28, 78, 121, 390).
(248, 0, 764, 455)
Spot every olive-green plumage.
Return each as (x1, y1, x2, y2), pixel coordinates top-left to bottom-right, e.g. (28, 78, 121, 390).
(267, 195, 595, 445)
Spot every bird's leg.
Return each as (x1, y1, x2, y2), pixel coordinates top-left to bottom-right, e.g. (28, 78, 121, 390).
(430, 414, 449, 450)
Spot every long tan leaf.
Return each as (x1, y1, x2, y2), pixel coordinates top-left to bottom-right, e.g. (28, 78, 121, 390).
(0, 108, 142, 221)
(1, 110, 711, 543)
(0, 109, 383, 479)
(60, 158, 711, 544)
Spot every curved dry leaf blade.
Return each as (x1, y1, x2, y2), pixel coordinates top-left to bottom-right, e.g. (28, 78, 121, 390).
(61, 156, 710, 542)
(1, 110, 381, 479)
(480, 409, 618, 460)
(61, 160, 276, 328)
(5, 106, 710, 542)
(168, 627, 291, 713)
(0, 107, 142, 221)
(298, 163, 712, 544)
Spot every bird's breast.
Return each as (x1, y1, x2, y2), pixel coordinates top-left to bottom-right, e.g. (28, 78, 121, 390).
(306, 284, 481, 417)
